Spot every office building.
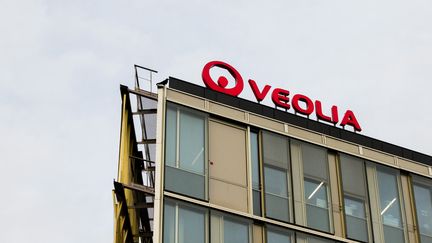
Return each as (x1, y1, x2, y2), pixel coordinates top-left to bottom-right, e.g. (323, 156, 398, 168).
(113, 64, 432, 243)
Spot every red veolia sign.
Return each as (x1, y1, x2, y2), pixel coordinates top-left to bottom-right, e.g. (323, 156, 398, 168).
(202, 60, 362, 132)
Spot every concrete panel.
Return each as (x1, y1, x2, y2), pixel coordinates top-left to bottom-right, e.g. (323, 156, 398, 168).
(209, 102, 246, 121)
(363, 148, 395, 166)
(249, 114, 285, 133)
(399, 159, 429, 175)
(289, 126, 322, 144)
(167, 89, 205, 110)
(326, 137, 359, 155)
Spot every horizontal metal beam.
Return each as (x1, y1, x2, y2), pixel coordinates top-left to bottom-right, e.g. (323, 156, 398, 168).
(134, 64, 158, 73)
(129, 155, 155, 164)
(132, 109, 157, 115)
(138, 231, 153, 238)
(137, 139, 156, 145)
(123, 182, 155, 195)
(128, 202, 154, 209)
(128, 88, 158, 100)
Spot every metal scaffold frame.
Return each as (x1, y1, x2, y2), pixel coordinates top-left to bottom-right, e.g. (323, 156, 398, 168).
(113, 65, 158, 243)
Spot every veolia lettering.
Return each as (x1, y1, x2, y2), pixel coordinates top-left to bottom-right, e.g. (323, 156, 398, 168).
(202, 60, 362, 132)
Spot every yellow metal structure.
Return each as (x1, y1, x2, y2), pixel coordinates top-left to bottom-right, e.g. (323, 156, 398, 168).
(113, 85, 155, 243)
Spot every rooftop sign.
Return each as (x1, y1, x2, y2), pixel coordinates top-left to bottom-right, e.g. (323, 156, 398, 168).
(202, 60, 362, 132)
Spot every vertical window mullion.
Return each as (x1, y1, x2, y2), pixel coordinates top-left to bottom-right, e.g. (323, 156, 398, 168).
(259, 131, 265, 217)
(204, 116, 208, 201)
(175, 204, 179, 243)
(251, 131, 261, 216)
(175, 109, 180, 168)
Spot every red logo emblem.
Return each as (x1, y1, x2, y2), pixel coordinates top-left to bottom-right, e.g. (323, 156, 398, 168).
(201, 61, 244, 96)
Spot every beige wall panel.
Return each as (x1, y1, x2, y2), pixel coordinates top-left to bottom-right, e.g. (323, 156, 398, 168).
(209, 121, 247, 186)
(328, 153, 343, 237)
(326, 137, 358, 155)
(362, 148, 394, 165)
(289, 126, 322, 144)
(252, 225, 264, 243)
(211, 214, 222, 243)
(209, 102, 245, 121)
(290, 141, 306, 225)
(399, 159, 429, 175)
(366, 165, 385, 243)
(209, 178, 248, 213)
(166, 89, 205, 110)
(400, 175, 418, 243)
(249, 114, 284, 132)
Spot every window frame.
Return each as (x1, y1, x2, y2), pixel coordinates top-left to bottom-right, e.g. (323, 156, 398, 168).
(162, 198, 209, 243)
(299, 141, 334, 233)
(261, 130, 293, 223)
(368, 163, 408, 243)
(339, 153, 372, 242)
(164, 102, 209, 201)
(211, 210, 253, 243)
(250, 130, 262, 216)
(411, 175, 432, 242)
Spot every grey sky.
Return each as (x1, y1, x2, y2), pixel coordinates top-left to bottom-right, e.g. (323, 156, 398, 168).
(1, 0, 431, 242)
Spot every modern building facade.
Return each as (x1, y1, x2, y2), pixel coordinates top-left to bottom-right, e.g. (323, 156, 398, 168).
(113, 65, 432, 243)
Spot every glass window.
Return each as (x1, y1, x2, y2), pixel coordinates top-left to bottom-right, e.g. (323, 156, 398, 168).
(263, 131, 291, 223)
(164, 103, 206, 200)
(251, 131, 261, 216)
(302, 143, 331, 232)
(165, 106, 177, 167)
(339, 154, 369, 242)
(263, 131, 289, 169)
(223, 217, 249, 243)
(266, 167, 288, 197)
(163, 201, 176, 243)
(266, 226, 293, 243)
(264, 166, 290, 222)
(211, 212, 250, 243)
(163, 199, 207, 243)
(179, 111, 205, 174)
(304, 178, 330, 232)
(376, 166, 404, 243)
(178, 206, 205, 243)
(413, 177, 432, 243)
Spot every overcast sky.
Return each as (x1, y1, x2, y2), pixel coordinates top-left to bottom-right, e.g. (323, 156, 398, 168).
(1, 0, 431, 242)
